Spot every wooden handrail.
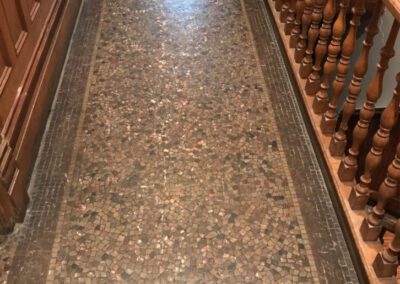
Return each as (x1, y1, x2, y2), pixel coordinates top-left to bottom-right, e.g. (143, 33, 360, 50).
(265, 0, 400, 280)
(384, 0, 400, 22)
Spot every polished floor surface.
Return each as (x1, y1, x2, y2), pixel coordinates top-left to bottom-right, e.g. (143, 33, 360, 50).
(0, 0, 359, 283)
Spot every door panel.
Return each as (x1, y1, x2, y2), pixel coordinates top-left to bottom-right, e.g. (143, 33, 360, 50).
(25, 0, 39, 16)
(0, 0, 54, 130)
(0, 53, 6, 80)
(1, 0, 25, 48)
(0, 0, 81, 233)
(0, 51, 11, 97)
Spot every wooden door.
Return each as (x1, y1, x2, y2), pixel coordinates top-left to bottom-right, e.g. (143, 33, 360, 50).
(0, 0, 81, 233)
(0, 0, 55, 128)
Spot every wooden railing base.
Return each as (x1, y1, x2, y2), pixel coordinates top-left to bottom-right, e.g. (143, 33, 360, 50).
(265, 0, 400, 281)
(372, 252, 399, 278)
(338, 157, 358, 182)
(305, 75, 321, 96)
(360, 217, 384, 241)
(329, 135, 347, 157)
(348, 186, 370, 210)
(312, 90, 329, 114)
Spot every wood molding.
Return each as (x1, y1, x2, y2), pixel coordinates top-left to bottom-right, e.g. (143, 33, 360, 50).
(266, 0, 400, 281)
(0, 0, 82, 232)
(383, 0, 400, 22)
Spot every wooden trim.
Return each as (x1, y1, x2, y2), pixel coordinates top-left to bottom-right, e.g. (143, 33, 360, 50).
(0, 0, 82, 230)
(265, 1, 399, 282)
(384, 0, 400, 22)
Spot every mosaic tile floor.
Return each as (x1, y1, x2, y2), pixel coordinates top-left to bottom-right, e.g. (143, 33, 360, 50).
(0, 0, 359, 283)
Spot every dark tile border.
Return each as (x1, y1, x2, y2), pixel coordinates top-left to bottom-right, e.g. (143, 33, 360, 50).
(7, 1, 103, 283)
(242, 0, 364, 283)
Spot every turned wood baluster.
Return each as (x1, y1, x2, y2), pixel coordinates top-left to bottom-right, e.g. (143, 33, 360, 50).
(373, 219, 400, 278)
(312, 0, 350, 114)
(299, 0, 326, 78)
(305, 0, 336, 95)
(320, 0, 366, 135)
(280, 0, 290, 23)
(289, 0, 305, 48)
(294, 0, 314, 62)
(275, 0, 284, 12)
(360, 142, 400, 241)
(284, 0, 297, 35)
(349, 73, 400, 210)
(330, 0, 383, 157)
(338, 20, 400, 182)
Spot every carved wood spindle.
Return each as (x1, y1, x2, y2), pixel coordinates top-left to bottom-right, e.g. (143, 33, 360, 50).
(360, 142, 400, 241)
(348, 73, 400, 210)
(312, 0, 350, 114)
(329, 0, 383, 157)
(289, 0, 305, 48)
(280, 0, 290, 23)
(373, 219, 400, 278)
(338, 20, 400, 182)
(284, 0, 297, 35)
(294, 0, 314, 62)
(305, 0, 336, 95)
(299, 0, 326, 78)
(320, 0, 366, 135)
(275, 0, 284, 12)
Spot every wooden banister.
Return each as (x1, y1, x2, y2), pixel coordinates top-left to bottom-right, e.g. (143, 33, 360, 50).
(330, 0, 383, 159)
(383, 0, 400, 22)
(349, 73, 400, 210)
(360, 140, 400, 241)
(312, 0, 350, 114)
(280, 0, 290, 22)
(294, 0, 314, 62)
(289, 0, 305, 47)
(320, 0, 366, 135)
(305, 0, 336, 96)
(299, 0, 326, 78)
(339, 19, 399, 182)
(284, 0, 297, 34)
(373, 219, 400, 278)
(265, 0, 400, 280)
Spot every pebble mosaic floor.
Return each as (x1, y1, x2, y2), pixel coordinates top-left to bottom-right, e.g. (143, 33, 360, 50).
(0, 0, 359, 283)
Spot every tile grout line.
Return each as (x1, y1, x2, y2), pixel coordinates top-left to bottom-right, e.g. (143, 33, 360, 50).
(45, 1, 106, 281)
(248, 0, 359, 282)
(239, 0, 320, 282)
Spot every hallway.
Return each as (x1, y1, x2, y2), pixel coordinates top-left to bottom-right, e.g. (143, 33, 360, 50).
(1, 0, 358, 283)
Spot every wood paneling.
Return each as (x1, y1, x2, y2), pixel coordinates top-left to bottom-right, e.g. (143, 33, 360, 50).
(0, 0, 82, 233)
(0, 0, 53, 124)
(1, 0, 26, 48)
